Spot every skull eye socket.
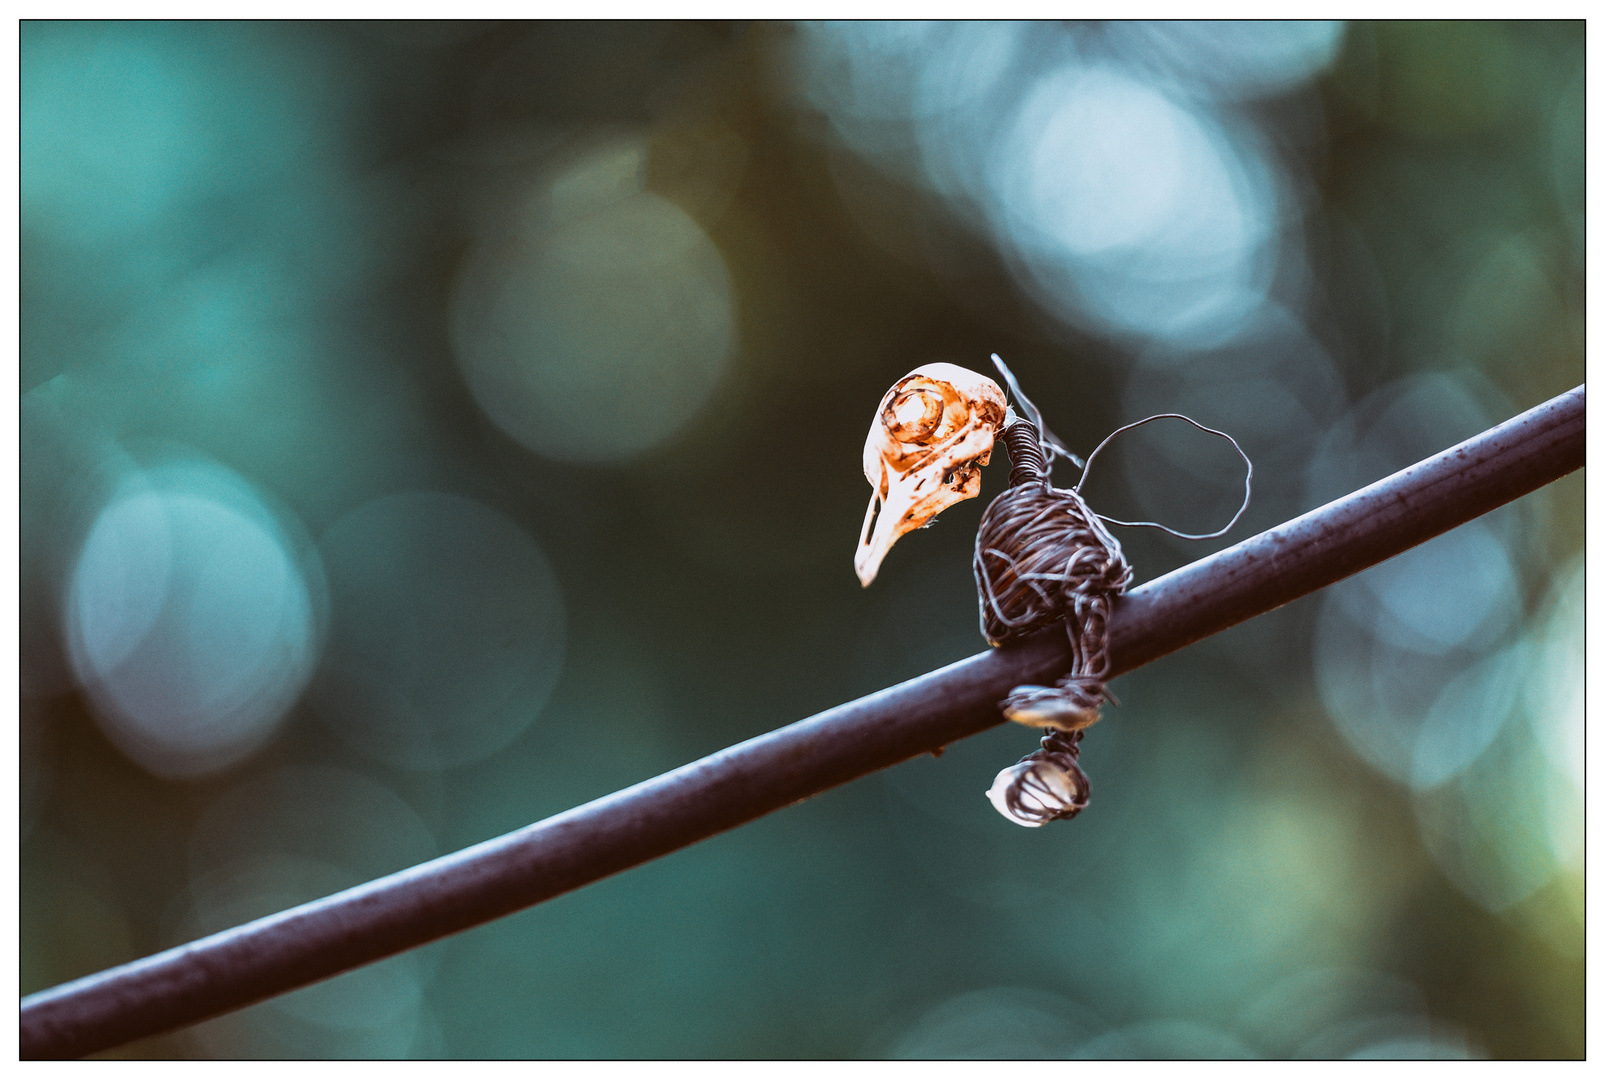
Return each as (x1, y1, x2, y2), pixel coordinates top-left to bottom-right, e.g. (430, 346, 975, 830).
(883, 387, 946, 444)
(944, 463, 977, 486)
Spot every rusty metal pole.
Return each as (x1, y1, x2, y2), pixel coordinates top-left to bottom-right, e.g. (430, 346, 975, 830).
(20, 385, 1584, 1060)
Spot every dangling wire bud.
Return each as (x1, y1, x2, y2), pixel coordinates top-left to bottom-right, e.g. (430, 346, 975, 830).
(985, 729, 1090, 827)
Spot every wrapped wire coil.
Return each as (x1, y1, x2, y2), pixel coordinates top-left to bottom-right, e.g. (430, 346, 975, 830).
(975, 416, 1133, 735)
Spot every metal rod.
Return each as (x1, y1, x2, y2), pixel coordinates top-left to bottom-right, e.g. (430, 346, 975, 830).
(21, 384, 1584, 1060)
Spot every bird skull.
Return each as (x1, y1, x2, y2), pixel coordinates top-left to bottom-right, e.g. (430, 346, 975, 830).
(855, 363, 1007, 586)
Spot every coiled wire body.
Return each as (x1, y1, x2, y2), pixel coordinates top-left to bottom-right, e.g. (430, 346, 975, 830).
(975, 416, 1134, 824)
(975, 418, 1133, 728)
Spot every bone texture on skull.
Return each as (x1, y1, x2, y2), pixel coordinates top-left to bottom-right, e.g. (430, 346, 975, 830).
(855, 363, 1007, 586)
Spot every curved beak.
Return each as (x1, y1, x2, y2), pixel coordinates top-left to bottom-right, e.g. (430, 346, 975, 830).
(854, 487, 901, 587)
(854, 451, 985, 586)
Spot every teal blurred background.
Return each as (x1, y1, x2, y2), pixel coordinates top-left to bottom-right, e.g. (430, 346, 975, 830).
(19, 21, 1583, 1059)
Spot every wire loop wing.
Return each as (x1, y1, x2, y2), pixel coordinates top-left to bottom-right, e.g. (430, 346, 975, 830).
(1075, 414, 1254, 541)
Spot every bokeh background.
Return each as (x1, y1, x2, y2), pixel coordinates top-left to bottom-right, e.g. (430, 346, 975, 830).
(19, 20, 1584, 1059)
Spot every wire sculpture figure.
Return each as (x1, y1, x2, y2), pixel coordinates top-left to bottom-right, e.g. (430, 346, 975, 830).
(979, 355, 1252, 825)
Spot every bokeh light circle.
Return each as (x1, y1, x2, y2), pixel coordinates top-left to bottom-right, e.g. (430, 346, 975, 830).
(452, 179, 735, 463)
(1312, 546, 1521, 794)
(1523, 557, 1583, 792)
(1342, 522, 1521, 658)
(986, 62, 1278, 345)
(1407, 643, 1524, 790)
(64, 459, 321, 779)
(21, 389, 144, 699)
(886, 987, 1102, 1059)
(1307, 373, 1528, 792)
(787, 24, 1321, 349)
(1412, 725, 1559, 915)
(1524, 559, 1583, 875)
(1241, 967, 1432, 1058)
(1072, 1020, 1255, 1059)
(21, 26, 212, 241)
(309, 491, 566, 772)
(1106, 21, 1347, 102)
(794, 20, 1029, 172)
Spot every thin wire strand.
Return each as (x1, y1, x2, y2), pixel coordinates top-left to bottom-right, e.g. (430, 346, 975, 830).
(974, 418, 1132, 747)
(991, 354, 1252, 542)
(1076, 413, 1254, 541)
(990, 353, 1084, 470)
